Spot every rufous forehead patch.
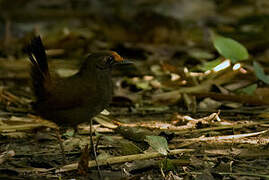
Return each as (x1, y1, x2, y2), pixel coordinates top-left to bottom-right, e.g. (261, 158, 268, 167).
(111, 51, 124, 62)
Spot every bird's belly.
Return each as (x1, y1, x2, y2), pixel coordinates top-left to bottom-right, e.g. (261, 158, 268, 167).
(35, 95, 112, 126)
(38, 107, 97, 126)
(95, 78, 113, 110)
(34, 78, 113, 126)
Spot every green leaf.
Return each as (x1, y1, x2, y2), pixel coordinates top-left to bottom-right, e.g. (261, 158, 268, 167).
(145, 135, 169, 155)
(212, 33, 249, 63)
(254, 61, 269, 84)
(160, 159, 175, 171)
(197, 58, 222, 72)
(62, 129, 75, 137)
(239, 84, 257, 95)
(136, 81, 152, 90)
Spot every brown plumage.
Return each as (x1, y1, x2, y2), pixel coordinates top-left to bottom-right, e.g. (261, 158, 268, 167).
(26, 36, 129, 126)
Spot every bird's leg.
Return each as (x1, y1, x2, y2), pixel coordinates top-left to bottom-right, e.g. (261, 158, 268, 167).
(55, 129, 66, 164)
(89, 118, 102, 179)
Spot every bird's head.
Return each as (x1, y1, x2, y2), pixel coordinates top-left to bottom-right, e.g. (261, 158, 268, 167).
(80, 51, 132, 74)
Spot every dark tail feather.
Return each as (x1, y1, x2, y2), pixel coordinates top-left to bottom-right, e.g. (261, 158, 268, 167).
(26, 36, 50, 99)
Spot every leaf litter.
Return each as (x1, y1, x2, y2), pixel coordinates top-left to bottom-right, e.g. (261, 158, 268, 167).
(1, 5, 269, 179)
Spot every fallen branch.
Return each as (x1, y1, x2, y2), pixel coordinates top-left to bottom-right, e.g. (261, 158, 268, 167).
(174, 130, 267, 142)
(174, 121, 269, 135)
(56, 148, 195, 173)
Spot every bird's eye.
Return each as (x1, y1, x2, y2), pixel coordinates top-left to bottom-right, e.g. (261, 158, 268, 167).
(106, 56, 114, 65)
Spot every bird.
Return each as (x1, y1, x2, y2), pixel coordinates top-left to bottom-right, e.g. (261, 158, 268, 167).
(26, 36, 132, 176)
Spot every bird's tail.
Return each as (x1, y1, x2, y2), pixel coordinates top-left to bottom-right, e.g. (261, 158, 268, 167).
(26, 36, 50, 99)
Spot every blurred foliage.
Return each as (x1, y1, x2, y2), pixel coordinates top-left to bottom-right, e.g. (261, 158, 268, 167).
(1, 1, 269, 179)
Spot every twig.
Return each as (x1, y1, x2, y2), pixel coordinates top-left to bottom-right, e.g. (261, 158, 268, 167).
(0, 116, 58, 133)
(174, 121, 269, 135)
(173, 130, 267, 142)
(56, 148, 195, 173)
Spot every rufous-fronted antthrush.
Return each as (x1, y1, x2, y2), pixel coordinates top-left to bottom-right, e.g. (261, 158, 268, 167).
(26, 36, 132, 174)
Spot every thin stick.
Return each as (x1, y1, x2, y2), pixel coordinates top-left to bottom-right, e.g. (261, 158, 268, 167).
(57, 148, 195, 173)
(174, 121, 268, 135)
(173, 130, 267, 143)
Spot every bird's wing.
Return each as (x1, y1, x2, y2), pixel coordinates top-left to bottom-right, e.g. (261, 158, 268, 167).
(34, 77, 98, 111)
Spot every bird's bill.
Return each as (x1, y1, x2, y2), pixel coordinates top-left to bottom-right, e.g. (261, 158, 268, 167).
(114, 59, 133, 65)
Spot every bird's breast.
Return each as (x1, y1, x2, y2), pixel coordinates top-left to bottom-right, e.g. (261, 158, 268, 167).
(96, 74, 113, 107)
